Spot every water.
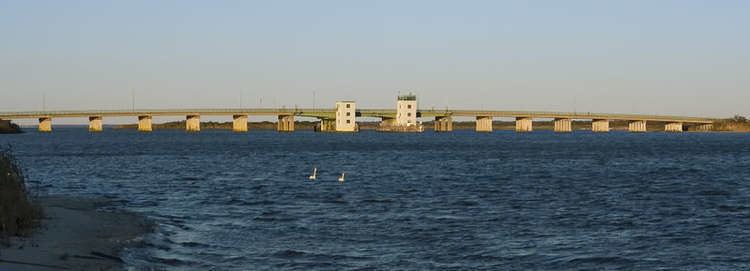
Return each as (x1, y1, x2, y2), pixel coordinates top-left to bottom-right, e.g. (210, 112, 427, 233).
(2, 128, 750, 270)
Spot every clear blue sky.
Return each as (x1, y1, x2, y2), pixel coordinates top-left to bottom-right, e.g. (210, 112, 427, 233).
(1, 0, 748, 121)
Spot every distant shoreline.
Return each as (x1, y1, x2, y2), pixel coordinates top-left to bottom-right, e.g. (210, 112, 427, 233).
(7, 119, 748, 132)
(113, 120, 750, 132)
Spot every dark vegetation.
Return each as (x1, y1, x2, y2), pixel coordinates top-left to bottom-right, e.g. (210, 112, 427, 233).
(0, 147, 42, 245)
(713, 115, 750, 132)
(0, 120, 22, 134)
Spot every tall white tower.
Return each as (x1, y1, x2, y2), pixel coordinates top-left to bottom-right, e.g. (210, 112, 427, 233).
(335, 101, 356, 132)
(396, 93, 417, 126)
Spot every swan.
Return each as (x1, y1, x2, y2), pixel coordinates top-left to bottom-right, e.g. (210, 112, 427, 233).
(338, 172, 345, 182)
(308, 167, 317, 180)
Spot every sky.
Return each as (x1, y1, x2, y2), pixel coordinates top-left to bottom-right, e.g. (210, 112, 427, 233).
(1, 0, 748, 124)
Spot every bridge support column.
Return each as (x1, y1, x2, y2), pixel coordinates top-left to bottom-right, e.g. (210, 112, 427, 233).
(88, 116, 103, 132)
(665, 122, 683, 132)
(515, 117, 533, 133)
(376, 117, 396, 131)
(628, 120, 647, 133)
(186, 115, 200, 132)
(475, 116, 493, 132)
(380, 117, 396, 126)
(693, 123, 713, 132)
(434, 116, 453, 132)
(592, 119, 610, 133)
(38, 117, 52, 132)
(232, 114, 248, 132)
(318, 119, 335, 132)
(554, 118, 572, 133)
(278, 115, 295, 132)
(138, 115, 153, 132)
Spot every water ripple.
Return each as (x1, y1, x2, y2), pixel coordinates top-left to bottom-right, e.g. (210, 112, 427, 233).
(2, 129, 750, 269)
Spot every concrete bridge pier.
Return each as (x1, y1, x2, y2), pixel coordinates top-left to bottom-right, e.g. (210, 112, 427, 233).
(554, 118, 572, 133)
(434, 116, 453, 132)
(186, 115, 200, 132)
(319, 118, 335, 132)
(592, 119, 610, 133)
(88, 116, 103, 132)
(232, 114, 248, 132)
(693, 123, 713, 132)
(665, 122, 683, 132)
(628, 120, 647, 133)
(38, 117, 52, 132)
(138, 115, 153, 132)
(278, 115, 295, 132)
(475, 116, 493, 132)
(515, 117, 533, 132)
(379, 117, 396, 127)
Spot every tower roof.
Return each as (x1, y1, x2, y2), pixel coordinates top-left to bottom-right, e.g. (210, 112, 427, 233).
(397, 93, 416, 101)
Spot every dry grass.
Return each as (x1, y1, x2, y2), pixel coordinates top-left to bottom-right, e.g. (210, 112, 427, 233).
(713, 115, 750, 132)
(0, 146, 42, 245)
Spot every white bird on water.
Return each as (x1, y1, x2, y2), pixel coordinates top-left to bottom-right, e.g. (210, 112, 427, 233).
(338, 172, 345, 183)
(309, 167, 317, 181)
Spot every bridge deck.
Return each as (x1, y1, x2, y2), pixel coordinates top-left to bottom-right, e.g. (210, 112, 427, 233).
(0, 108, 715, 124)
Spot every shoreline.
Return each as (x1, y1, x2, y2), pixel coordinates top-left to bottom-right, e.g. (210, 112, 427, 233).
(0, 196, 151, 271)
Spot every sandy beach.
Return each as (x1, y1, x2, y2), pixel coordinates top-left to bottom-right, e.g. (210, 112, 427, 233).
(0, 196, 151, 271)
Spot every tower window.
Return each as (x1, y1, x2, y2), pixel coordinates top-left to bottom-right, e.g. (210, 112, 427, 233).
(407, 113, 411, 117)
(346, 112, 351, 116)
(346, 104, 351, 108)
(407, 105, 412, 109)
(346, 120, 351, 124)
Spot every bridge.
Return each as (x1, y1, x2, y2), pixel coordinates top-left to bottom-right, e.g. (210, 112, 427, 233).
(0, 108, 716, 133)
